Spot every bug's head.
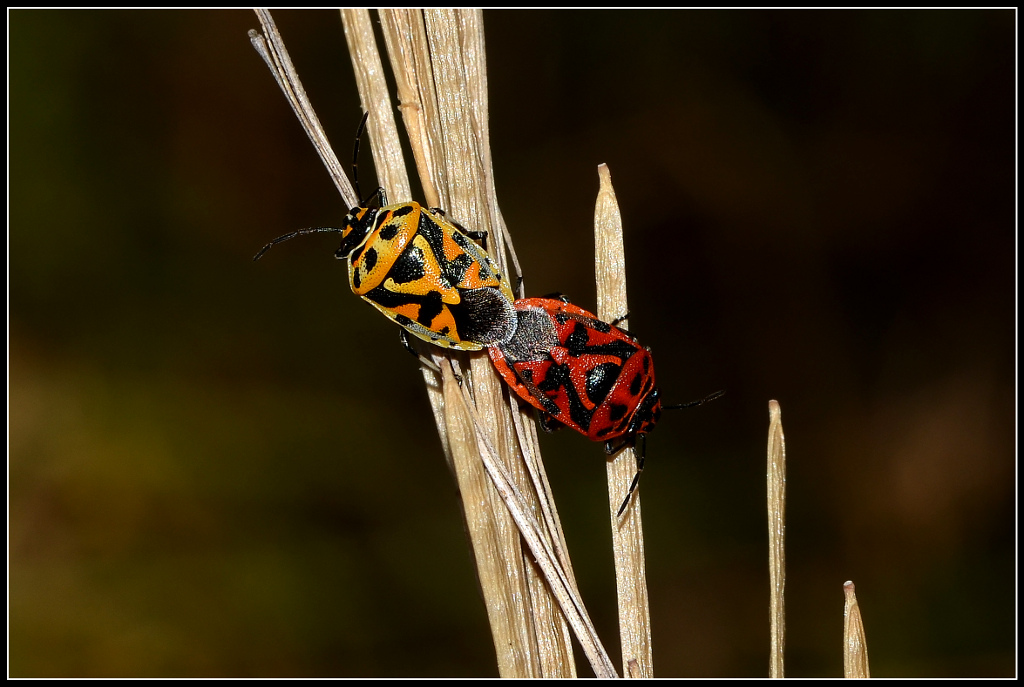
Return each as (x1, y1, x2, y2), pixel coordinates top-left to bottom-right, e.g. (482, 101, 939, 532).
(632, 386, 663, 436)
(335, 206, 377, 260)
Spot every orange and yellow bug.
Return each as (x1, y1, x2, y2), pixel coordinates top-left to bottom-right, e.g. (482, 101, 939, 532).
(255, 116, 517, 351)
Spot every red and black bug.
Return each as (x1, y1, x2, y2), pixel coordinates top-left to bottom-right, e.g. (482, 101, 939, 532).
(488, 296, 721, 515)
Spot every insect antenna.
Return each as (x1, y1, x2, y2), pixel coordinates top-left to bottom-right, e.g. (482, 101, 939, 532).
(617, 390, 724, 516)
(352, 111, 370, 203)
(662, 389, 726, 411)
(253, 226, 345, 261)
(350, 111, 387, 208)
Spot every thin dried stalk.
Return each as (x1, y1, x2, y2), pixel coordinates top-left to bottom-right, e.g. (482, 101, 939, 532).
(377, 9, 443, 209)
(340, 9, 612, 677)
(340, 9, 411, 204)
(445, 358, 614, 676)
(594, 164, 653, 677)
(248, 10, 355, 205)
(250, 9, 615, 677)
(767, 400, 786, 677)
(843, 581, 871, 678)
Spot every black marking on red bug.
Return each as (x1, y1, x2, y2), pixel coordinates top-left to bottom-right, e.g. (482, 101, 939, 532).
(608, 403, 629, 423)
(489, 298, 655, 442)
(586, 362, 620, 404)
(563, 322, 637, 360)
(535, 361, 595, 430)
(488, 297, 723, 517)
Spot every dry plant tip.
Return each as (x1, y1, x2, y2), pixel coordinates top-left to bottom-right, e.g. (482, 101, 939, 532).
(843, 581, 871, 678)
(767, 399, 786, 679)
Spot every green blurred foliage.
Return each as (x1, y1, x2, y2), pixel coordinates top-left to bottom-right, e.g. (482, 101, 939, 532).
(9, 9, 1015, 677)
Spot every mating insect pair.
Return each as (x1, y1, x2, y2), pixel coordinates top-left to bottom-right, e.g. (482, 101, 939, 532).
(255, 115, 716, 515)
(256, 195, 714, 514)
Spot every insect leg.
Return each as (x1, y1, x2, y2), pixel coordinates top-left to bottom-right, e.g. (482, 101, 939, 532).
(399, 330, 441, 373)
(442, 214, 489, 249)
(616, 434, 646, 517)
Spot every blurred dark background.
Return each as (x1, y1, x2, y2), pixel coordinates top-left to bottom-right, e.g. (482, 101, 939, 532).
(9, 9, 1015, 677)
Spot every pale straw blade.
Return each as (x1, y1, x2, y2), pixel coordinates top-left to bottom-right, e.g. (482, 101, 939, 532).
(594, 163, 654, 677)
(341, 9, 535, 675)
(843, 581, 871, 678)
(767, 400, 786, 678)
(348, 9, 592, 677)
(447, 362, 618, 678)
(249, 10, 355, 207)
(340, 9, 412, 204)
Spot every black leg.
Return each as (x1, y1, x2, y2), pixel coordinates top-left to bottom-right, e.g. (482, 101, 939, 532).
(616, 434, 646, 517)
(542, 292, 571, 304)
(398, 330, 441, 373)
